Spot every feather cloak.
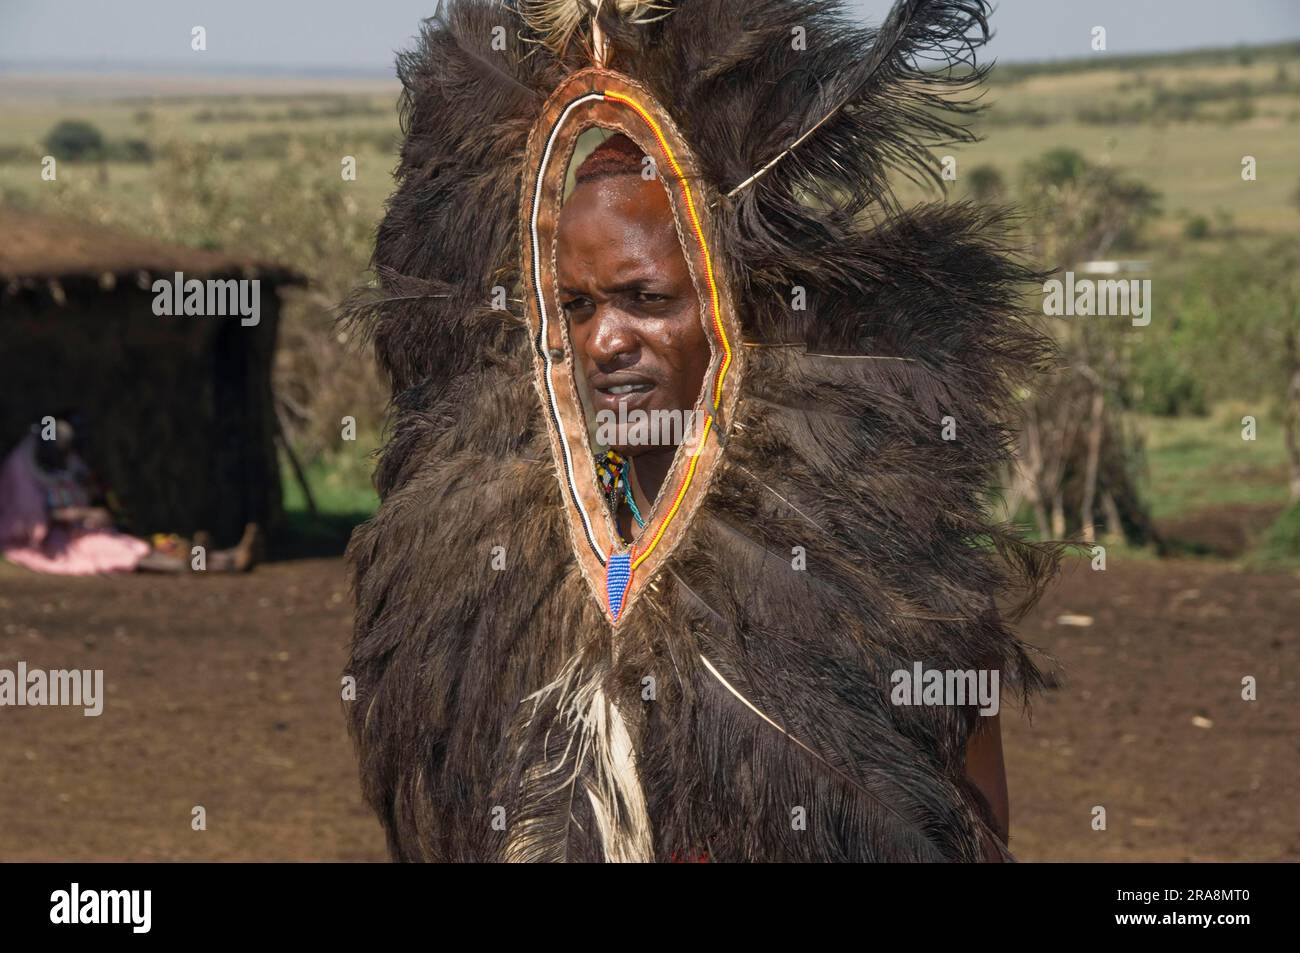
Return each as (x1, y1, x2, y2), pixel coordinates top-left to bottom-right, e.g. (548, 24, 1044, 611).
(344, 0, 1059, 862)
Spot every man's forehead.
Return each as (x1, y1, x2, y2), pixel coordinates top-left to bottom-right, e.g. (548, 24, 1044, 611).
(557, 211, 682, 289)
(559, 175, 677, 242)
(567, 172, 668, 210)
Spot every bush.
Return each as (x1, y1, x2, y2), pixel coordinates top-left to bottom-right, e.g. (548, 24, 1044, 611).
(1018, 147, 1162, 260)
(1023, 147, 1089, 188)
(44, 119, 105, 161)
(1183, 215, 1210, 240)
(1224, 99, 1256, 122)
(965, 164, 1005, 203)
(1133, 347, 1208, 417)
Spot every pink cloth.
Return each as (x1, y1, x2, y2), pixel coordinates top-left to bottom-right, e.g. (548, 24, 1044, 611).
(0, 434, 149, 575)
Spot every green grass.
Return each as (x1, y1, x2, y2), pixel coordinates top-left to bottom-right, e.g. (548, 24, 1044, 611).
(281, 454, 378, 516)
(894, 46, 1300, 240)
(1258, 504, 1300, 564)
(905, 114, 1300, 241)
(1135, 406, 1300, 569)
(278, 452, 378, 556)
(1010, 406, 1295, 564)
(1139, 406, 1291, 519)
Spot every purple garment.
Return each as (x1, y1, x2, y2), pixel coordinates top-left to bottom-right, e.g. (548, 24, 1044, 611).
(0, 434, 149, 575)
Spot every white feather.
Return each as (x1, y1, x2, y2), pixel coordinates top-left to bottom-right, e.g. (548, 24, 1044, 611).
(584, 689, 653, 862)
(521, 0, 673, 57)
(506, 657, 653, 862)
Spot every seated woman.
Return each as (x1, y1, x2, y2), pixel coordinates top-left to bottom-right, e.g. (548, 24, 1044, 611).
(0, 417, 257, 574)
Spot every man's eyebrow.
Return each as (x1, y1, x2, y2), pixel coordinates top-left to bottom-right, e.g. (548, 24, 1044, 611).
(559, 277, 673, 297)
(607, 277, 670, 294)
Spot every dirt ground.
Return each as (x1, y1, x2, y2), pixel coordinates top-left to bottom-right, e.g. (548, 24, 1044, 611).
(0, 550, 1295, 862)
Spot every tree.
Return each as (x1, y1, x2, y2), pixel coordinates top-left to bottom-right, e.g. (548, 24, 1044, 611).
(1175, 243, 1300, 502)
(1018, 148, 1161, 264)
(1006, 148, 1163, 546)
(44, 119, 106, 161)
(966, 164, 1005, 203)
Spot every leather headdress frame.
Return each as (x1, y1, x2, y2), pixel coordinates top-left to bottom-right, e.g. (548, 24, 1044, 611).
(519, 68, 743, 627)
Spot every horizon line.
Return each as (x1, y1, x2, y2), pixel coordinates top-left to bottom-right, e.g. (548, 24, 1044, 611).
(2, 37, 1297, 81)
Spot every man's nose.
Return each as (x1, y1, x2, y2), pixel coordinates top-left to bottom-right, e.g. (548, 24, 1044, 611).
(587, 305, 638, 367)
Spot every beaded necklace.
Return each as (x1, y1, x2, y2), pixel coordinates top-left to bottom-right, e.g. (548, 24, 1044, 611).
(595, 449, 646, 539)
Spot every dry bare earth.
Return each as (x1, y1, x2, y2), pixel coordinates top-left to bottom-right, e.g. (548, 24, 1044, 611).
(0, 554, 1295, 862)
(1007, 556, 1299, 862)
(0, 558, 384, 862)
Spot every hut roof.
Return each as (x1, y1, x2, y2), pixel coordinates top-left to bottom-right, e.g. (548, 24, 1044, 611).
(0, 207, 306, 286)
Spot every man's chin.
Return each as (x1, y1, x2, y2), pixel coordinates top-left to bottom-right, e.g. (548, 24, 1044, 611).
(593, 396, 711, 458)
(614, 442, 680, 459)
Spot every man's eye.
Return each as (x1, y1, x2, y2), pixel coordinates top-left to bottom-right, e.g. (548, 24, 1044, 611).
(635, 292, 668, 303)
(562, 297, 592, 314)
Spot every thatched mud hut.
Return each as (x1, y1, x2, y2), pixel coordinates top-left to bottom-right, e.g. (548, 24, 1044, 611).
(0, 207, 304, 543)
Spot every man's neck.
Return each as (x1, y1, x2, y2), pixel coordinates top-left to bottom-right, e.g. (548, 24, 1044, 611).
(629, 447, 674, 508)
(619, 447, 675, 542)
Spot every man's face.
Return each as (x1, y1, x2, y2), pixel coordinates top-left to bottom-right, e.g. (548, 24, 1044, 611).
(557, 173, 710, 457)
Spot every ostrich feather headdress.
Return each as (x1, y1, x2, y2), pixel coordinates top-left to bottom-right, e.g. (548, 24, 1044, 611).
(345, 0, 1059, 862)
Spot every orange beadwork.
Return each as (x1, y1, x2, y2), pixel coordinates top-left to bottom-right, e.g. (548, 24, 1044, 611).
(601, 91, 731, 574)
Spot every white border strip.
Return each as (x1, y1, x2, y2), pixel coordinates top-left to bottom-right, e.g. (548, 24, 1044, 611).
(530, 91, 607, 562)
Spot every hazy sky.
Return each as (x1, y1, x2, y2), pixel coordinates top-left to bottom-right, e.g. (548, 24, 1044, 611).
(1, 0, 1297, 73)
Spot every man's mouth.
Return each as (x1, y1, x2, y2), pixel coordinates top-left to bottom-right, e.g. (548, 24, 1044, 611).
(602, 382, 654, 396)
(589, 374, 658, 415)
(591, 371, 657, 398)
